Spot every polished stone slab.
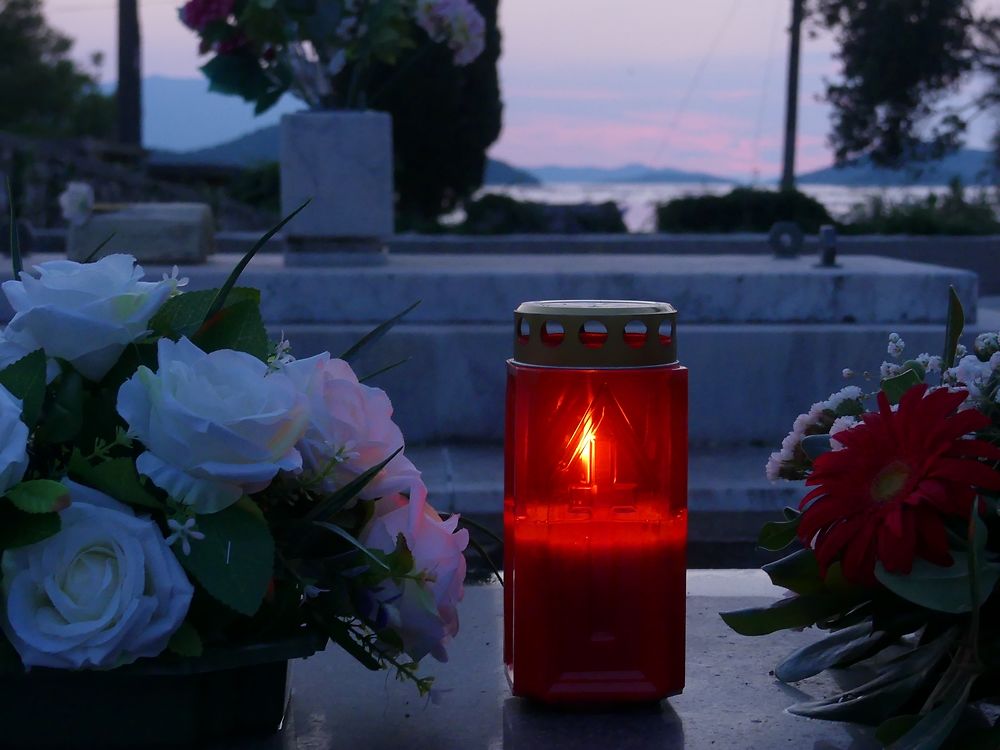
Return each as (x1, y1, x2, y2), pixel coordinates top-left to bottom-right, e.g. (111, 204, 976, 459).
(229, 572, 877, 750)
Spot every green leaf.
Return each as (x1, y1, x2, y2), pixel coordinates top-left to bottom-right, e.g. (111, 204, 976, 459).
(788, 632, 957, 725)
(942, 285, 965, 371)
(202, 201, 311, 325)
(757, 516, 800, 552)
(180, 498, 275, 617)
(340, 301, 420, 363)
(192, 298, 269, 362)
(720, 591, 861, 636)
(201, 54, 272, 101)
(0, 505, 59, 550)
(313, 522, 389, 572)
(774, 623, 888, 683)
(762, 548, 825, 595)
(467, 535, 503, 586)
(881, 367, 923, 405)
(6, 480, 71, 514)
(885, 671, 975, 750)
(149, 287, 260, 340)
(83, 233, 116, 263)
(0, 349, 47, 429)
(898, 359, 927, 382)
(35, 369, 84, 444)
(960, 723, 1000, 750)
(7, 177, 21, 277)
(455, 514, 504, 547)
(68, 452, 162, 510)
(99, 342, 158, 390)
(302, 446, 404, 526)
(874, 545, 1000, 615)
(834, 397, 865, 417)
(875, 715, 921, 747)
(167, 621, 203, 658)
(387, 533, 415, 578)
(358, 357, 411, 383)
(309, 599, 379, 671)
(800, 434, 833, 460)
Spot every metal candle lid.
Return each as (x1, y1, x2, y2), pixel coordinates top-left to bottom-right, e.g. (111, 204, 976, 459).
(512, 300, 678, 368)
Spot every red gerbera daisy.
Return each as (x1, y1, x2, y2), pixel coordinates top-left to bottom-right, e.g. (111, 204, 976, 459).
(797, 383, 1000, 586)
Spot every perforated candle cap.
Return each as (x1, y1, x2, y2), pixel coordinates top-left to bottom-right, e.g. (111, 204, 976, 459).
(513, 300, 678, 368)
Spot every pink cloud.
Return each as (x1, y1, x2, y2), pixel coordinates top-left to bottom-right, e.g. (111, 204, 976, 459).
(492, 110, 832, 177)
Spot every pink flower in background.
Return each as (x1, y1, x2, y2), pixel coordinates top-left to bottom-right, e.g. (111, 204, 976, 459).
(179, 0, 235, 31)
(415, 0, 486, 66)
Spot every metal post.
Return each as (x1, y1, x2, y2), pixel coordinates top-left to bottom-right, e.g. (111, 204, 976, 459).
(116, 0, 142, 146)
(780, 0, 804, 192)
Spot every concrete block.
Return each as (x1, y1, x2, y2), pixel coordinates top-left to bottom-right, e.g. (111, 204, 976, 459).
(280, 111, 394, 241)
(66, 204, 214, 264)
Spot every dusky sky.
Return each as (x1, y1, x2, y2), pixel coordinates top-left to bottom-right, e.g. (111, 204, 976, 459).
(42, 0, 998, 176)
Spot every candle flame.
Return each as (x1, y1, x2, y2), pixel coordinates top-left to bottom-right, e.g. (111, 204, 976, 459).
(564, 411, 600, 486)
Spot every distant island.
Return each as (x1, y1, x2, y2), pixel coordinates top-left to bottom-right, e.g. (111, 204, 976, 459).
(796, 149, 999, 187)
(152, 125, 539, 186)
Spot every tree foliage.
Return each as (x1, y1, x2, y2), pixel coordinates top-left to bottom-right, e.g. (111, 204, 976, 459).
(367, 0, 502, 221)
(0, 0, 114, 138)
(809, 0, 979, 167)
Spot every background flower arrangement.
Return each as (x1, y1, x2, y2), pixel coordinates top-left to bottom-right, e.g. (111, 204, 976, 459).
(725, 289, 1000, 749)
(0, 206, 468, 692)
(180, 0, 486, 112)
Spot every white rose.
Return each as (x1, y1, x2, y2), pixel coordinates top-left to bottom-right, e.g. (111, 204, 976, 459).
(360, 478, 468, 662)
(117, 337, 307, 513)
(1, 480, 193, 669)
(0, 384, 28, 493)
(58, 182, 94, 226)
(282, 353, 419, 500)
(1, 254, 177, 381)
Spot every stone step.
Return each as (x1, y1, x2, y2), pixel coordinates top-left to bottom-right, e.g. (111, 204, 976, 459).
(277, 311, 1000, 444)
(3, 252, 975, 325)
(408, 443, 801, 549)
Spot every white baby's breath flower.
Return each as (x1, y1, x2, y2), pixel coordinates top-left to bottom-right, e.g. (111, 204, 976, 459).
(881, 361, 901, 379)
(842, 368, 854, 378)
(165, 517, 205, 556)
(887, 332, 905, 359)
(161, 266, 189, 291)
(976, 332, 1000, 358)
(829, 415, 859, 450)
(956, 344, 968, 358)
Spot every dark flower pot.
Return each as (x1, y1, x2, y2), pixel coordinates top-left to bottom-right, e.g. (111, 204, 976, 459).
(0, 635, 324, 749)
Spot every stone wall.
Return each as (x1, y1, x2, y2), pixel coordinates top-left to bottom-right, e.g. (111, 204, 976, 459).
(0, 131, 272, 233)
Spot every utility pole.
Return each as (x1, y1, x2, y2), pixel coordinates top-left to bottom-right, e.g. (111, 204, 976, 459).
(780, 0, 804, 192)
(116, 0, 142, 146)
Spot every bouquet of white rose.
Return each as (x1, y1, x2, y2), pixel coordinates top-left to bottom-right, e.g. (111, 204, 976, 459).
(0, 211, 468, 745)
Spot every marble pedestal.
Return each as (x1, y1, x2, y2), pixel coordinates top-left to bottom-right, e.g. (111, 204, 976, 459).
(279, 111, 393, 266)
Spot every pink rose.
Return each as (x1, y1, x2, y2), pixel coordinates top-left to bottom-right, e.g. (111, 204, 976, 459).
(361, 479, 468, 661)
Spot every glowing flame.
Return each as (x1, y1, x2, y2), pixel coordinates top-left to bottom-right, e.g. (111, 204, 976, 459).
(565, 412, 599, 486)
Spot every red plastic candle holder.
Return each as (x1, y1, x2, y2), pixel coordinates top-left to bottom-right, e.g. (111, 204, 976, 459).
(504, 300, 688, 703)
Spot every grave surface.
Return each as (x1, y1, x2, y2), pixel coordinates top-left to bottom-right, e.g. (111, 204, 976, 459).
(227, 572, 877, 750)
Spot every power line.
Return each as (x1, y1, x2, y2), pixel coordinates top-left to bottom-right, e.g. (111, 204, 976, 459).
(750, 0, 784, 183)
(650, 0, 742, 164)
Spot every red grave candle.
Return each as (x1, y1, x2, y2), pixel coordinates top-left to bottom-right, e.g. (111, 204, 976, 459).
(504, 301, 688, 703)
